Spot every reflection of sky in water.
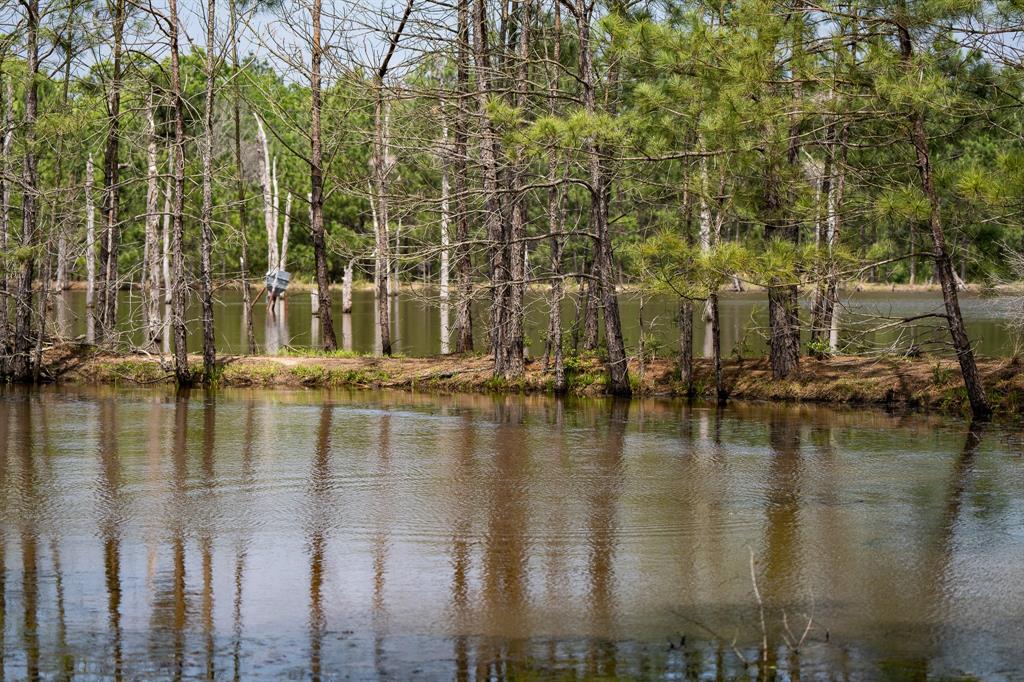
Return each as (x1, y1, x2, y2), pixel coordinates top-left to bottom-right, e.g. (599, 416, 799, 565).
(1, 386, 1022, 679)
(45, 289, 1024, 357)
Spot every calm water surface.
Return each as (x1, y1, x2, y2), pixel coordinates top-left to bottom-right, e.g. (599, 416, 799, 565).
(0, 386, 1022, 679)
(48, 287, 1022, 357)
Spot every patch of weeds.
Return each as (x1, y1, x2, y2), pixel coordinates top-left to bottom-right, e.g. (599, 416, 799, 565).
(330, 368, 390, 385)
(101, 360, 165, 384)
(222, 362, 280, 385)
(279, 346, 366, 359)
(568, 370, 606, 392)
(205, 363, 226, 387)
(938, 385, 969, 412)
(188, 360, 205, 380)
(992, 387, 1024, 413)
(290, 364, 328, 385)
(931, 363, 955, 386)
(806, 338, 833, 359)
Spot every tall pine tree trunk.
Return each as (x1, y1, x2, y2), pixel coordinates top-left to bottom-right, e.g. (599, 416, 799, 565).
(472, 0, 509, 372)
(200, 0, 217, 380)
(310, 0, 338, 350)
(497, 0, 531, 379)
(764, 167, 801, 379)
(453, 0, 473, 353)
(678, 299, 694, 396)
(97, 0, 125, 342)
(12, 0, 40, 381)
(898, 24, 988, 418)
(0, 77, 12, 362)
(168, 0, 192, 385)
(577, 0, 630, 395)
(229, 0, 255, 353)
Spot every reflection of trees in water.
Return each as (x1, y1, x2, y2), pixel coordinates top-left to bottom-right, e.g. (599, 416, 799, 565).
(0, 388, 1006, 680)
(231, 400, 256, 682)
(372, 410, 391, 678)
(585, 399, 629, 678)
(477, 398, 529, 680)
(759, 409, 804, 678)
(306, 402, 333, 682)
(39, 397, 72, 681)
(15, 398, 40, 680)
(540, 398, 571, 673)
(900, 422, 987, 674)
(673, 405, 731, 678)
(147, 392, 190, 681)
(199, 395, 216, 680)
(449, 408, 475, 682)
(97, 396, 124, 681)
(0, 398, 7, 682)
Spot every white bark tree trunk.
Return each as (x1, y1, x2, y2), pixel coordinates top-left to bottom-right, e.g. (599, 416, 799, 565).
(255, 114, 277, 273)
(342, 259, 353, 313)
(162, 161, 172, 305)
(85, 154, 96, 309)
(279, 191, 292, 272)
(144, 97, 162, 345)
(55, 237, 68, 290)
(0, 78, 11, 350)
(440, 120, 451, 354)
(272, 156, 280, 268)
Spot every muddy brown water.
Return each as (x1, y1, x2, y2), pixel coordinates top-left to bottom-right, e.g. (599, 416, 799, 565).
(1, 385, 1022, 679)
(48, 288, 1021, 358)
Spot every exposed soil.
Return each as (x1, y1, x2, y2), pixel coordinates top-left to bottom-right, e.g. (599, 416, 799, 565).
(34, 344, 1024, 417)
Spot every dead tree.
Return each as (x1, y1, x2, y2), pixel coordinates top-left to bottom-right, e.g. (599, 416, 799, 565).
(96, 0, 126, 342)
(199, 0, 218, 380)
(168, 0, 192, 385)
(471, 0, 511, 372)
(310, 0, 339, 349)
(370, 0, 414, 356)
(143, 94, 163, 347)
(0, 76, 12, 363)
(452, 0, 474, 353)
(229, 0, 256, 353)
(11, 0, 40, 382)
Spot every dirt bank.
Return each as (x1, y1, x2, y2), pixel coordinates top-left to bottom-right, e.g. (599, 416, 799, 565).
(36, 345, 1024, 417)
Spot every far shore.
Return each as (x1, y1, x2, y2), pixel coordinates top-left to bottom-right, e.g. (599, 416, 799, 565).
(42, 278, 1024, 296)
(34, 345, 1024, 419)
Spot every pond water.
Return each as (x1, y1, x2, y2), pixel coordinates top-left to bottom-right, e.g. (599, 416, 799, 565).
(47, 287, 1021, 358)
(1, 386, 1022, 679)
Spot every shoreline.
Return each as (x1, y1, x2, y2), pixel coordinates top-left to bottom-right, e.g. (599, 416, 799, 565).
(45, 279, 1024, 296)
(36, 346, 1024, 418)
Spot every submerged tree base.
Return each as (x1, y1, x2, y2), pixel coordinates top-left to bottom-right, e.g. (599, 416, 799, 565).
(29, 343, 1024, 417)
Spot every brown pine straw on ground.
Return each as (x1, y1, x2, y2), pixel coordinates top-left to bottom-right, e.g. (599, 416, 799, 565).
(33, 343, 1024, 417)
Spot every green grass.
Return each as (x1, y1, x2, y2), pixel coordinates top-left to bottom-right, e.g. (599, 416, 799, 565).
(277, 346, 367, 359)
(220, 362, 281, 385)
(95, 359, 166, 384)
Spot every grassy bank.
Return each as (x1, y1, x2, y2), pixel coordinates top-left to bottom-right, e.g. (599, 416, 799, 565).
(39, 344, 1024, 417)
